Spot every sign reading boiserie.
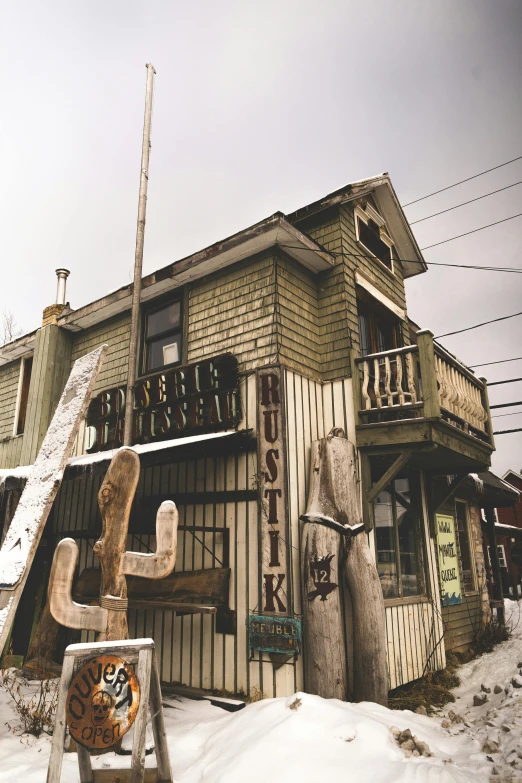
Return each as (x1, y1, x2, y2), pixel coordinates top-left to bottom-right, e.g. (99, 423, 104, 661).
(248, 614, 301, 654)
(86, 353, 241, 452)
(435, 514, 463, 607)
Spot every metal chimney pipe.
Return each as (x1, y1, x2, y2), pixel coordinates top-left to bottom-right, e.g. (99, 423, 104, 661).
(55, 268, 70, 305)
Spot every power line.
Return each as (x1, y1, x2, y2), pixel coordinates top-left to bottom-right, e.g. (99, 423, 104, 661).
(280, 247, 522, 274)
(493, 428, 522, 435)
(403, 155, 522, 207)
(410, 181, 522, 225)
(421, 213, 522, 250)
(492, 411, 522, 418)
(434, 309, 522, 339)
(489, 401, 522, 410)
(469, 356, 522, 368)
(487, 377, 522, 387)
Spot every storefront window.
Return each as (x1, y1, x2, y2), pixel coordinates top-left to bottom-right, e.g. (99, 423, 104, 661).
(455, 501, 475, 592)
(374, 476, 425, 599)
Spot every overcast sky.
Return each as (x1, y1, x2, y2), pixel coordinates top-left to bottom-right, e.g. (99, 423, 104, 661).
(1, 0, 521, 475)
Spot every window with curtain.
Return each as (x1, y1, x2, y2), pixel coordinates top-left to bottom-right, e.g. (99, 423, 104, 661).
(373, 475, 426, 600)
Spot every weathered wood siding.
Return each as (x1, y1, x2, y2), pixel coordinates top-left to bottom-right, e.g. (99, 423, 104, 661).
(187, 252, 277, 372)
(70, 313, 131, 394)
(283, 368, 444, 693)
(276, 256, 321, 378)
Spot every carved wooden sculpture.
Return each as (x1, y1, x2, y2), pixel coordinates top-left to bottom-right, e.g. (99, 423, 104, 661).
(49, 447, 178, 642)
(301, 429, 388, 706)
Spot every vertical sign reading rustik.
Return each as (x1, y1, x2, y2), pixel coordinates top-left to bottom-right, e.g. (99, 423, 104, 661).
(257, 366, 289, 615)
(436, 514, 463, 606)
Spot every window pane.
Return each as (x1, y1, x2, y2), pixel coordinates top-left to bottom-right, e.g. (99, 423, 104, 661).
(358, 218, 393, 269)
(456, 502, 474, 592)
(395, 478, 421, 597)
(147, 334, 181, 371)
(374, 490, 399, 598)
(146, 301, 181, 338)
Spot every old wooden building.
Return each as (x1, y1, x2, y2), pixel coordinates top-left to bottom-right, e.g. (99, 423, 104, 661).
(0, 174, 499, 698)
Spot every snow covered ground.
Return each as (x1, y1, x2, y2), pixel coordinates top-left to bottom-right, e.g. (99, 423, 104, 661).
(0, 599, 521, 783)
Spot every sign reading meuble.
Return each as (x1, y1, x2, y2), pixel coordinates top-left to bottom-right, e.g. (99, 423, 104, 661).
(257, 366, 290, 616)
(436, 513, 463, 607)
(86, 353, 241, 453)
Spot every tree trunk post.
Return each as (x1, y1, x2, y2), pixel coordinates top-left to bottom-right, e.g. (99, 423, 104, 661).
(301, 429, 388, 706)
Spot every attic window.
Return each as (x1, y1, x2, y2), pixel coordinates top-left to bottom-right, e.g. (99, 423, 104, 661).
(355, 205, 394, 272)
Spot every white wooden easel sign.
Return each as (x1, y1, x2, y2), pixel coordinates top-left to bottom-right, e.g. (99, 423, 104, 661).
(47, 638, 172, 783)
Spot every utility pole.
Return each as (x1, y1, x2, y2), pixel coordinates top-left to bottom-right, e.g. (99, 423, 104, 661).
(124, 63, 156, 446)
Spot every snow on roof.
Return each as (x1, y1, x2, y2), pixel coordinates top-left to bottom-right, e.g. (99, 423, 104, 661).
(67, 430, 241, 468)
(0, 465, 32, 485)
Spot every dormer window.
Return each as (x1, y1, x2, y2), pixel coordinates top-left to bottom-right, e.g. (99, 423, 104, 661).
(355, 204, 395, 272)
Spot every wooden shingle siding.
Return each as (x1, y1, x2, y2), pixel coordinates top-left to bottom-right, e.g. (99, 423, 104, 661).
(338, 204, 410, 355)
(70, 313, 131, 394)
(0, 360, 21, 441)
(187, 253, 277, 371)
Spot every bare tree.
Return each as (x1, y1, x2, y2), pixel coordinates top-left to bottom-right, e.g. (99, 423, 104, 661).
(1, 309, 23, 347)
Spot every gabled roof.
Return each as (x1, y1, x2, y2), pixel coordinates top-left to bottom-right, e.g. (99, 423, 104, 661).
(286, 173, 427, 279)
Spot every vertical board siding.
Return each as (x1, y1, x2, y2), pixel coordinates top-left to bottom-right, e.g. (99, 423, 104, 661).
(51, 374, 261, 699)
(284, 368, 445, 693)
(0, 433, 23, 470)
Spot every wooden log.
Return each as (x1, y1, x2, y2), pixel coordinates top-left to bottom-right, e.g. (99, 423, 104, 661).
(301, 431, 388, 706)
(342, 441, 388, 706)
(93, 449, 141, 642)
(49, 538, 107, 632)
(301, 519, 347, 700)
(75, 567, 230, 604)
(122, 501, 177, 580)
(24, 599, 60, 670)
(0, 345, 107, 653)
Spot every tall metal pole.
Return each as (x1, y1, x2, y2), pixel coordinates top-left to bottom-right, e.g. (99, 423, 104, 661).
(124, 63, 156, 446)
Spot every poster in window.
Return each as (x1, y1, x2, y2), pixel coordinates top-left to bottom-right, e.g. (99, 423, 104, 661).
(436, 514, 462, 606)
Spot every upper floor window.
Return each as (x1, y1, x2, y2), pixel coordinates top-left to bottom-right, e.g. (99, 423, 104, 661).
(355, 204, 395, 272)
(357, 289, 401, 357)
(15, 355, 33, 435)
(142, 298, 182, 374)
(373, 474, 426, 600)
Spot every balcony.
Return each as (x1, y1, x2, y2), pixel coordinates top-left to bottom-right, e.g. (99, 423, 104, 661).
(353, 330, 494, 474)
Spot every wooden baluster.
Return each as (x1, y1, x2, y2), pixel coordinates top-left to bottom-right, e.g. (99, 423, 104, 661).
(374, 358, 382, 408)
(435, 357, 447, 410)
(384, 356, 393, 406)
(404, 352, 417, 404)
(362, 361, 372, 410)
(396, 355, 405, 406)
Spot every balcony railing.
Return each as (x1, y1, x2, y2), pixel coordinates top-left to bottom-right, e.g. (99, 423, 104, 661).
(354, 330, 493, 445)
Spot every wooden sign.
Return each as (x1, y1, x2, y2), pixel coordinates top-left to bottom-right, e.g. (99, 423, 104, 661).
(47, 639, 172, 783)
(257, 366, 290, 616)
(436, 514, 463, 606)
(248, 614, 301, 654)
(66, 654, 140, 750)
(86, 352, 241, 452)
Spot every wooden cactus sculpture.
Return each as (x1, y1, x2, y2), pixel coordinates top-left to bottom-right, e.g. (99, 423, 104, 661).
(49, 448, 178, 641)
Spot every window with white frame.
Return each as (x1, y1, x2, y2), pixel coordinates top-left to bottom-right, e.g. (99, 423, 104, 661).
(355, 203, 395, 272)
(455, 500, 475, 592)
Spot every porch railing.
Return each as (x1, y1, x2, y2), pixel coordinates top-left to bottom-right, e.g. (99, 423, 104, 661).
(354, 330, 493, 444)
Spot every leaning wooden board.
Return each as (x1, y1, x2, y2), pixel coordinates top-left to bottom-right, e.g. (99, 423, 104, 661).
(0, 344, 107, 654)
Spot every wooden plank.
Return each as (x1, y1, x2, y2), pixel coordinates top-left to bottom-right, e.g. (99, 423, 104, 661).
(366, 451, 413, 504)
(0, 345, 107, 654)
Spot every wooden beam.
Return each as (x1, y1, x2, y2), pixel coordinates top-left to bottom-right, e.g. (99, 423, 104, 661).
(433, 473, 468, 513)
(366, 450, 413, 505)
